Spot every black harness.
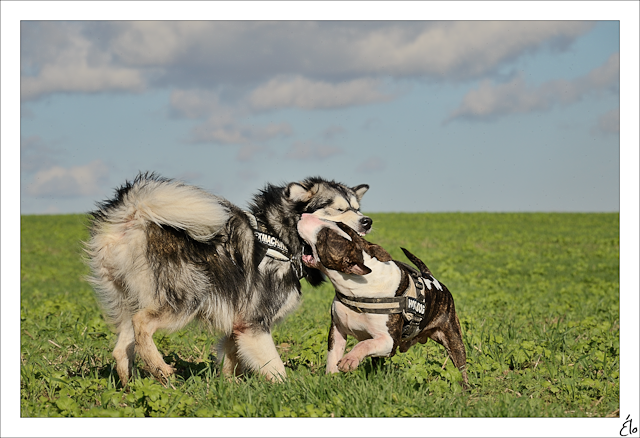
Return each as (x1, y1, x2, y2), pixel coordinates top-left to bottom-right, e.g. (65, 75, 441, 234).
(245, 211, 304, 279)
(334, 263, 429, 340)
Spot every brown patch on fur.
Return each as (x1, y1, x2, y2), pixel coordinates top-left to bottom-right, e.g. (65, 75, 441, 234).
(311, 222, 395, 276)
(315, 227, 371, 275)
(335, 222, 393, 262)
(385, 314, 403, 358)
(233, 321, 249, 337)
(327, 319, 336, 352)
(393, 266, 410, 297)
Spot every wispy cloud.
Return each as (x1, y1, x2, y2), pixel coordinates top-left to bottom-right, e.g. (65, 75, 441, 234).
(249, 76, 394, 111)
(25, 160, 109, 197)
(21, 23, 144, 101)
(285, 141, 342, 161)
(236, 144, 274, 162)
(21, 21, 595, 101)
(322, 125, 347, 141)
(446, 52, 619, 123)
(356, 157, 386, 173)
(189, 118, 292, 145)
(595, 107, 620, 135)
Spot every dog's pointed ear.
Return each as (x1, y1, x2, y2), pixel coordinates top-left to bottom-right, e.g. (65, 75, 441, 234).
(352, 184, 369, 201)
(286, 182, 317, 203)
(345, 261, 372, 276)
(363, 241, 393, 262)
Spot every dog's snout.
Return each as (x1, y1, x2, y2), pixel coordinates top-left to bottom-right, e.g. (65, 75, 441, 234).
(360, 216, 373, 230)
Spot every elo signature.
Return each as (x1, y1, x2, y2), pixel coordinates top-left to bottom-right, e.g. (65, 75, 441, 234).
(620, 415, 638, 437)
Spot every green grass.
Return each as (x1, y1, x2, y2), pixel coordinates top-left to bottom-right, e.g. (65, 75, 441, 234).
(20, 213, 619, 417)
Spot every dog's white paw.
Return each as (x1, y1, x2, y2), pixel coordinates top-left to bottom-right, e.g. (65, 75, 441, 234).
(337, 356, 360, 372)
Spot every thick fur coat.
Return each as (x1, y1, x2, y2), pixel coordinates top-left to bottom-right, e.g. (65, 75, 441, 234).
(85, 173, 371, 383)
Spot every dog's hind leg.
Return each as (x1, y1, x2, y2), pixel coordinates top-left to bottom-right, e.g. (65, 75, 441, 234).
(113, 317, 136, 385)
(428, 322, 469, 389)
(235, 326, 285, 382)
(131, 308, 178, 383)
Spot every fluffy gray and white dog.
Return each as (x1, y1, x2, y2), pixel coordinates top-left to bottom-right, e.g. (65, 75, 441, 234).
(84, 172, 371, 384)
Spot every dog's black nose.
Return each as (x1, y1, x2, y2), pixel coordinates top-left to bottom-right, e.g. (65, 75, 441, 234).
(360, 216, 373, 230)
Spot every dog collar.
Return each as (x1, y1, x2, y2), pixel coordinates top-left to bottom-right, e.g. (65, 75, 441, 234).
(244, 211, 304, 279)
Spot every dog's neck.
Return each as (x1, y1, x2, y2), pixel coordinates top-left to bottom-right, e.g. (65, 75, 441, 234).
(249, 189, 305, 256)
(325, 252, 401, 298)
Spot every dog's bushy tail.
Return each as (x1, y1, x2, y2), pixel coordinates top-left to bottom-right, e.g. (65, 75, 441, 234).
(94, 173, 231, 241)
(85, 173, 231, 328)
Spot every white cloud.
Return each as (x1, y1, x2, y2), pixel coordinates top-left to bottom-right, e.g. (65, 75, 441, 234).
(348, 21, 595, 79)
(236, 144, 273, 162)
(189, 118, 292, 145)
(447, 52, 619, 122)
(285, 141, 342, 161)
(21, 23, 144, 101)
(249, 76, 394, 111)
(169, 89, 228, 120)
(170, 88, 297, 145)
(25, 160, 109, 197)
(108, 21, 213, 67)
(21, 21, 596, 101)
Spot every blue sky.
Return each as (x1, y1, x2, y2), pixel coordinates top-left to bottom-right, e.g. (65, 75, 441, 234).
(10, 15, 631, 215)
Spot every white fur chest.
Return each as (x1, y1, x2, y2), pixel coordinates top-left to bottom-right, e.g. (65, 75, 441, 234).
(325, 253, 401, 299)
(328, 253, 401, 341)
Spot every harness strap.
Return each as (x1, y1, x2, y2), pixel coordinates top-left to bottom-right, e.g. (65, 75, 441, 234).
(334, 290, 406, 314)
(244, 211, 304, 279)
(334, 265, 428, 340)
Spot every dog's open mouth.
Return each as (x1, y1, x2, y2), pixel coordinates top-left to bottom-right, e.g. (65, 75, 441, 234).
(301, 242, 318, 267)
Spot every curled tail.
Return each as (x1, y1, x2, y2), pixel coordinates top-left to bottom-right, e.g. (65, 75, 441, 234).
(85, 173, 231, 327)
(91, 172, 230, 241)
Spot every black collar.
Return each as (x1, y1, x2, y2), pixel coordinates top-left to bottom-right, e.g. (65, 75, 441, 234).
(244, 211, 304, 279)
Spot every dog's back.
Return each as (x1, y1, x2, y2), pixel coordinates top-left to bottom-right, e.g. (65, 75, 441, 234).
(85, 173, 276, 383)
(86, 174, 234, 328)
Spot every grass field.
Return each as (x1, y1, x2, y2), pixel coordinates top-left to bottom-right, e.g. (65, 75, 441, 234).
(19, 212, 620, 418)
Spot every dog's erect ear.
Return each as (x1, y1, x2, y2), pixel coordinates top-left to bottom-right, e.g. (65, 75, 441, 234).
(316, 226, 371, 275)
(344, 261, 372, 276)
(362, 241, 393, 262)
(352, 184, 369, 202)
(335, 222, 392, 262)
(286, 182, 318, 203)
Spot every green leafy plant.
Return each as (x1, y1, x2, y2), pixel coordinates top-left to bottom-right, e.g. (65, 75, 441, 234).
(20, 213, 619, 417)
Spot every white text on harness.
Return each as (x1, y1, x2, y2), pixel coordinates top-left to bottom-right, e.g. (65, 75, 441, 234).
(255, 231, 289, 254)
(407, 297, 425, 315)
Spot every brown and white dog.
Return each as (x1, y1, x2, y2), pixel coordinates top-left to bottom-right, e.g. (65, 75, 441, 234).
(297, 214, 468, 388)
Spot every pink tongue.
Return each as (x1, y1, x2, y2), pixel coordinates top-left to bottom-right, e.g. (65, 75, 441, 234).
(302, 254, 314, 265)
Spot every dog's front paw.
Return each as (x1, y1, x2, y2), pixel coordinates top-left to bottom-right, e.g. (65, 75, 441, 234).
(337, 356, 360, 372)
(148, 363, 176, 385)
